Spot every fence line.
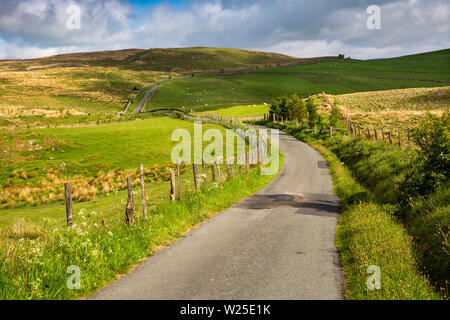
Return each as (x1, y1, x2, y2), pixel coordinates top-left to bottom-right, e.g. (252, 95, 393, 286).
(3, 111, 272, 228)
(266, 113, 414, 148)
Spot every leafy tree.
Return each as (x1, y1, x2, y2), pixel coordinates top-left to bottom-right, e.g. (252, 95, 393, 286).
(305, 97, 319, 125)
(269, 95, 289, 120)
(287, 94, 307, 121)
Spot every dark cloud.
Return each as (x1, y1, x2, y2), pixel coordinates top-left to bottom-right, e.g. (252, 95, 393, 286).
(0, 0, 448, 59)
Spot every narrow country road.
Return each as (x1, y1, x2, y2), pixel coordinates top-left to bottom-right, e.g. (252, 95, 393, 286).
(131, 85, 161, 114)
(91, 129, 345, 300)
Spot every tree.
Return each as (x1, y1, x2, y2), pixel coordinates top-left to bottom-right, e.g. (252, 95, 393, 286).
(269, 95, 289, 120)
(287, 94, 307, 121)
(305, 97, 319, 125)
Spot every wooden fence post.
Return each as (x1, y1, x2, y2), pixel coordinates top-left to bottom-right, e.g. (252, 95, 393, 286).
(374, 128, 378, 141)
(329, 127, 333, 138)
(408, 128, 411, 143)
(245, 152, 250, 170)
(176, 161, 181, 201)
(193, 164, 199, 190)
(230, 158, 235, 177)
(398, 130, 401, 147)
(211, 163, 216, 182)
(170, 171, 176, 201)
(125, 177, 135, 226)
(367, 127, 371, 140)
(388, 131, 392, 144)
(201, 157, 207, 186)
(64, 183, 73, 227)
(239, 156, 243, 174)
(140, 164, 147, 220)
(257, 134, 261, 167)
(216, 158, 223, 183)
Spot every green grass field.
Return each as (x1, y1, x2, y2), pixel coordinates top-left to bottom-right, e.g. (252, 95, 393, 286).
(263, 49, 450, 82)
(1, 117, 230, 186)
(149, 71, 449, 112)
(148, 49, 449, 113)
(199, 104, 269, 117)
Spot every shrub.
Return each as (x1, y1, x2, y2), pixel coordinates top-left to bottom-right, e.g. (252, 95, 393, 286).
(401, 111, 449, 203)
(329, 105, 343, 127)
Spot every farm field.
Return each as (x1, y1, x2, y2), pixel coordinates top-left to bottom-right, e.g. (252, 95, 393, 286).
(0, 47, 306, 129)
(328, 86, 450, 132)
(149, 72, 448, 112)
(263, 49, 450, 82)
(198, 104, 269, 117)
(0, 67, 170, 129)
(0, 117, 236, 208)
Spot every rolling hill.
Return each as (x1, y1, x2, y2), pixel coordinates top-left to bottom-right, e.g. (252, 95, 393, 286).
(149, 49, 450, 112)
(0, 47, 306, 73)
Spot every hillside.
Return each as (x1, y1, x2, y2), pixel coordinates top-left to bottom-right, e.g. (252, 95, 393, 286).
(147, 49, 450, 112)
(263, 49, 450, 82)
(0, 47, 304, 73)
(0, 47, 314, 129)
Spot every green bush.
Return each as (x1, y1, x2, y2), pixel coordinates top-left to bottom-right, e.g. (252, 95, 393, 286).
(269, 94, 306, 122)
(329, 106, 343, 127)
(400, 111, 450, 204)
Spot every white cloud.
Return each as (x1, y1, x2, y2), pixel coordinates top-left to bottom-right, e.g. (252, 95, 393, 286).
(262, 39, 450, 60)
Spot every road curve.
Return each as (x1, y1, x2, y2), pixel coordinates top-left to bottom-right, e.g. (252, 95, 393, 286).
(131, 85, 161, 114)
(91, 129, 345, 300)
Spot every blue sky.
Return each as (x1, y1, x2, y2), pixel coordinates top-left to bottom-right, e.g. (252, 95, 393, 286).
(0, 0, 448, 60)
(130, 0, 187, 11)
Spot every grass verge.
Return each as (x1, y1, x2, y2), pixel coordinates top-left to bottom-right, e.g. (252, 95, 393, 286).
(259, 120, 443, 299)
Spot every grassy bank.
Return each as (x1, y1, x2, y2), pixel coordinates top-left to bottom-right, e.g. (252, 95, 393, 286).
(259, 120, 446, 299)
(0, 161, 279, 300)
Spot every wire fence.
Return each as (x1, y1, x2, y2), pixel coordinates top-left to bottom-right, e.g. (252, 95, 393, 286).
(0, 114, 272, 235)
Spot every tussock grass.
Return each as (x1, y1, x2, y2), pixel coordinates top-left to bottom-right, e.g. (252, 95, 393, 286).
(9, 218, 45, 240)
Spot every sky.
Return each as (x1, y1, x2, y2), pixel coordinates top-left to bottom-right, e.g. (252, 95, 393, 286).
(0, 0, 449, 60)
